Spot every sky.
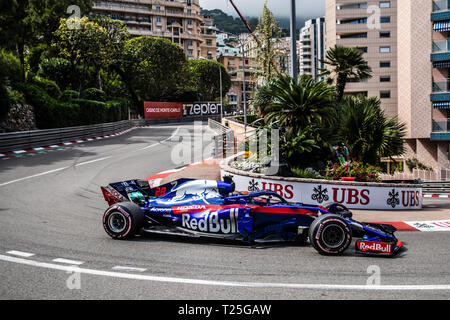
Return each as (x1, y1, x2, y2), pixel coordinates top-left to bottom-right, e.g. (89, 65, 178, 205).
(199, 0, 325, 18)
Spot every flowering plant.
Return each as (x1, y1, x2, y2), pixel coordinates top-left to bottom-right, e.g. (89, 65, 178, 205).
(323, 161, 380, 182)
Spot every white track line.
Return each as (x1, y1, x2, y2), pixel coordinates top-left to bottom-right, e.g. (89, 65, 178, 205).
(6, 250, 35, 258)
(112, 266, 147, 272)
(0, 254, 448, 291)
(52, 258, 84, 265)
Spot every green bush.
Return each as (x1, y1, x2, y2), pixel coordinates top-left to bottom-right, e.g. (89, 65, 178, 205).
(71, 98, 107, 125)
(60, 89, 79, 102)
(82, 88, 107, 102)
(0, 81, 10, 121)
(7, 89, 25, 105)
(29, 76, 62, 99)
(16, 82, 58, 129)
(38, 58, 73, 90)
(0, 50, 22, 84)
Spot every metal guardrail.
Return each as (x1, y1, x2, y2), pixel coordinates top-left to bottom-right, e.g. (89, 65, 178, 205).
(208, 118, 236, 158)
(0, 119, 146, 153)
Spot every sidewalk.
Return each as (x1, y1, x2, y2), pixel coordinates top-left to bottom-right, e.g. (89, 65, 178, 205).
(157, 160, 450, 226)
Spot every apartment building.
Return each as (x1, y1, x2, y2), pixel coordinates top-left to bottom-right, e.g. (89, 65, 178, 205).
(299, 17, 326, 80)
(91, 0, 217, 59)
(325, 0, 398, 119)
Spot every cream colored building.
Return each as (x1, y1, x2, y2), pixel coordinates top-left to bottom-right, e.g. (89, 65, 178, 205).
(91, 0, 217, 60)
(325, 0, 450, 171)
(325, 0, 398, 119)
(299, 17, 326, 80)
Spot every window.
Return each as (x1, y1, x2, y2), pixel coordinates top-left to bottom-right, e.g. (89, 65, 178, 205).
(380, 46, 391, 53)
(339, 3, 368, 10)
(380, 90, 391, 98)
(380, 31, 390, 38)
(341, 32, 368, 39)
(156, 17, 161, 23)
(340, 18, 367, 24)
(380, 76, 391, 82)
(356, 47, 368, 53)
(187, 20, 192, 25)
(380, 16, 391, 23)
(380, 61, 391, 68)
(379, 1, 390, 8)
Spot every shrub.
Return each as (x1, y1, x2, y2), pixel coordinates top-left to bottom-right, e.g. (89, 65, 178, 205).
(106, 99, 129, 122)
(0, 50, 21, 84)
(82, 88, 107, 102)
(406, 158, 433, 172)
(60, 89, 79, 102)
(0, 81, 10, 121)
(292, 167, 322, 179)
(16, 82, 59, 129)
(324, 161, 380, 182)
(29, 76, 62, 99)
(71, 98, 106, 125)
(38, 58, 73, 90)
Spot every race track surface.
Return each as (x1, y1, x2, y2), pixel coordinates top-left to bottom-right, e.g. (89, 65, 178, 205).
(0, 123, 449, 300)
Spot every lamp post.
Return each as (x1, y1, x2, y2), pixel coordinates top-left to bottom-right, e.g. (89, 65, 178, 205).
(290, 0, 298, 82)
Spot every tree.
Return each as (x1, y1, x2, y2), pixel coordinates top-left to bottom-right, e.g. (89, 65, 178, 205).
(188, 59, 231, 101)
(338, 95, 406, 164)
(118, 36, 190, 116)
(320, 45, 372, 102)
(55, 17, 116, 93)
(260, 75, 337, 130)
(254, 2, 282, 81)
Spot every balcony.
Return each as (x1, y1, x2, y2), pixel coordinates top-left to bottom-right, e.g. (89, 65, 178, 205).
(431, 118, 450, 140)
(433, 40, 450, 52)
(431, 80, 450, 103)
(432, 1, 450, 21)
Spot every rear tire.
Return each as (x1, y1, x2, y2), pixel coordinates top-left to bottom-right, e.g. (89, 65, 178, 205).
(103, 202, 145, 239)
(309, 214, 352, 255)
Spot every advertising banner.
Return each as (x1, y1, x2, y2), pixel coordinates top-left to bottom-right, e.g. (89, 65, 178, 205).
(221, 170, 423, 210)
(183, 102, 221, 117)
(144, 102, 183, 119)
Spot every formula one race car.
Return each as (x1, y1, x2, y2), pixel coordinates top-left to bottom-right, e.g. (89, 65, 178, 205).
(101, 178, 404, 256)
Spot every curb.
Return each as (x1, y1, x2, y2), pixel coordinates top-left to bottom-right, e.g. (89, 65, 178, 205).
(0, 126, 147, 158)
(423, 194, 450, 198)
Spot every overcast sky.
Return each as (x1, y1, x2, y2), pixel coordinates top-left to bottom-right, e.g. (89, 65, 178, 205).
(199, 0, 325, 18)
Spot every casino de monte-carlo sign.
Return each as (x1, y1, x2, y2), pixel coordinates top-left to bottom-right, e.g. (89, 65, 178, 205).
(144, 101, 221, 119)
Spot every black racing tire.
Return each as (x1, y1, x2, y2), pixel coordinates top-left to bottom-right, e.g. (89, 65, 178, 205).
(308, 214, 352, 255)
(103, 202, 145, 240)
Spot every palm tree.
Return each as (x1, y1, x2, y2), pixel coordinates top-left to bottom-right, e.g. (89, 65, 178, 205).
(258, 74, 337, 130)
(339, 95, 406, 164)
(320, 45, 372, 102)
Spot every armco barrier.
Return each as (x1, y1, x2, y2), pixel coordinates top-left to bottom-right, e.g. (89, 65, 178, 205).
(0, 119, 147, 154)
(0, 116, 220, 154)
(221, 155, 423, 211)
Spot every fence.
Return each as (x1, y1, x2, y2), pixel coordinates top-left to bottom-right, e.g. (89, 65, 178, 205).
(379, 168, 450, 182)
(0, 119, 146, 154)
(208, 118, 236, 158)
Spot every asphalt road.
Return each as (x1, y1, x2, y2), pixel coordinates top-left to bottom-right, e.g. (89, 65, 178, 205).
(0, 123, 449, 300)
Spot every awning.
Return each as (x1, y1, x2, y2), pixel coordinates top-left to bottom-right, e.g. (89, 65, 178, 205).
(434, 61, 450, 68)
(433, 21, 450, 32)
(433, 101, 450, 109)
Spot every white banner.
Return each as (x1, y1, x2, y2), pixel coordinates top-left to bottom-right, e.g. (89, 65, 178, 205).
(222, 170, 422, 210)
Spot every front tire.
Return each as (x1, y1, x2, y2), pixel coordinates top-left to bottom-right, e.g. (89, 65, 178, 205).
(103, 202, 145, 239)
(309, 214, 352, 255)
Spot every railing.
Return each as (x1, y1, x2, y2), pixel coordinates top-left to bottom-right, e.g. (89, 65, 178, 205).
(379, 168, 450, 182)
(208, 119, 236, 158)
(432, 40, 450, 52)
(432, 80, 450, 92)
(0, 120, 146, 154)
(433, 0, 450, 12)
(432, 118, 450, 132)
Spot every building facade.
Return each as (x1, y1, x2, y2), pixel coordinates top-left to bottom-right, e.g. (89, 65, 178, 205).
(325, 0, 450, 171)
(325, 0, 398, 119)
(299, 17, 326, 80)
(91, 0, 217, 59)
